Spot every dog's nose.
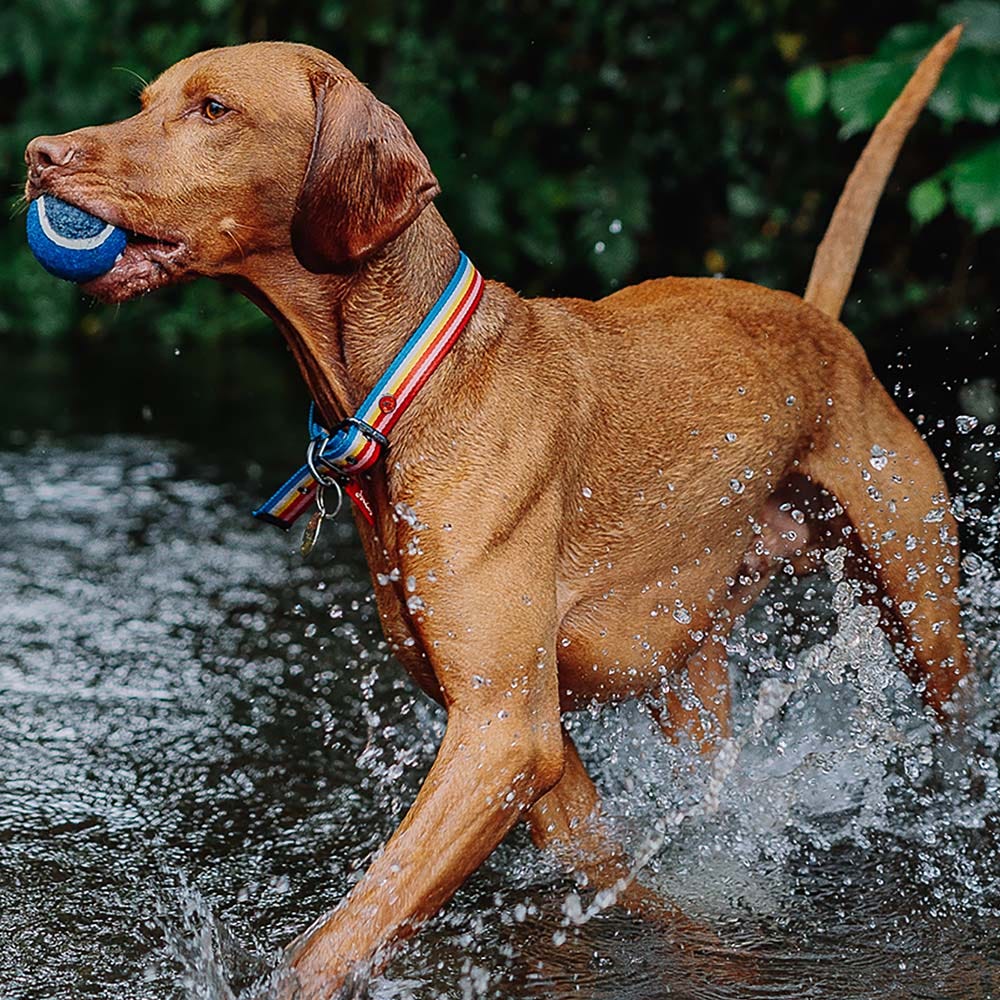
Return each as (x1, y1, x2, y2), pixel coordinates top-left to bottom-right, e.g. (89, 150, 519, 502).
(25, 135, 78, 177)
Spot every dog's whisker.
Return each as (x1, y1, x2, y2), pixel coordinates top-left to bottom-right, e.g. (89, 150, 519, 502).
(222, 226, 246, 261)
(113, 65, 150, 92)
(8, 193, 29, 219)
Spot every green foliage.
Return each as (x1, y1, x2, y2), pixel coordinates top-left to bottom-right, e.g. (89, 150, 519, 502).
(787, 66, 827, 118)
(0, 0, 996, 349)
(909, 176, 949, 225)
(949, 139, 1000, 231)
(786, 1, 1000, 233)
(906, 138, 1000, 232)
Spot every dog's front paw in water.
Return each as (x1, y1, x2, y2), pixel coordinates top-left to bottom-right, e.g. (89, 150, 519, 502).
(268, 958, 370, 1000)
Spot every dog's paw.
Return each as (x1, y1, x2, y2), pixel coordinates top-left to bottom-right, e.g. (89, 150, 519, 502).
(268, 958, 370, 1000)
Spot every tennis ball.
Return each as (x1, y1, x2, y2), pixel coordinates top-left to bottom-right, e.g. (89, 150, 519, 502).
(26, 195, 127, 283)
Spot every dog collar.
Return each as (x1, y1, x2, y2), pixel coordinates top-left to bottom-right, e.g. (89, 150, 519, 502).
(253, 252, 484, 530)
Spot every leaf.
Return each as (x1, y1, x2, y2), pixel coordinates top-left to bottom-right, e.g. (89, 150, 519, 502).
(931, 49, 1000, 124)
(727, 184, 765, 217)
(946, 138, 1000, 232)
(774, 32, 805, 63)
(940, 1, 1000, 52)
(908, 177, 948, 226)
(876, 22, 941, 59)
(786, 66, 827, 118)
(829, 59, 915, 137)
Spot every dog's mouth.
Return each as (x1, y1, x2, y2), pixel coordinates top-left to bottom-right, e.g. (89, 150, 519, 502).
(82, 226, 189, 303)
(27, 185, 191, 303)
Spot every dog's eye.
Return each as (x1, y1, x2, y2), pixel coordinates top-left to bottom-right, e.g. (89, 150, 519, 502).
(201, 98, 230, 121)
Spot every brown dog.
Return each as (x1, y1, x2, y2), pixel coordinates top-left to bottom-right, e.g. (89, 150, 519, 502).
(25, 27, 969, 999)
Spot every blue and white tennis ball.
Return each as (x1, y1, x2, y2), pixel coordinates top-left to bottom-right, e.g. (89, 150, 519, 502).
(26, 195, 127, 283)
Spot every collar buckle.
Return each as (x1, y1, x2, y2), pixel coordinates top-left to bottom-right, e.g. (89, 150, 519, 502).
(333, 416, 389, 452)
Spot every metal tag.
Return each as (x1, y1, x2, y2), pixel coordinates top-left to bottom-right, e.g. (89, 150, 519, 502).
(299, 479, 345, 558)
(301, 509, 324, 557)
(301, 483, 329, 557)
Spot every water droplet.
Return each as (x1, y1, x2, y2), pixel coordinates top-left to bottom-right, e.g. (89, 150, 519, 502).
(394, 501, 428, 530)
(594, 241, 606, 254)
(870, 444, 888, 471)
(609, 218, 622, 234)
(581, 486, 593, 499)
(562, 892, 583, 922)
(672, 606, 691, 624)
(786, 395, 796, 407)
(956, 414, 978, 434)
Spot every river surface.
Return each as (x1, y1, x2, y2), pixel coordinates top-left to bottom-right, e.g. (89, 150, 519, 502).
(1, 337, 999, 1000)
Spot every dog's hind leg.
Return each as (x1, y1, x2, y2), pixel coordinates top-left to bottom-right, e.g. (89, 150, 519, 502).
(654, 638, 733, 750)
(527, 730, 698, 927)
(527, 729, 616, 875)
(652, 485, 826, 750)
(528, 730, 757, 986)
(802, 381, 971, 721)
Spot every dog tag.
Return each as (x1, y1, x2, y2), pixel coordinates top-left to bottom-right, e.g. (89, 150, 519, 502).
(301, 483, 329, 557)
(301, 509, 324, 557)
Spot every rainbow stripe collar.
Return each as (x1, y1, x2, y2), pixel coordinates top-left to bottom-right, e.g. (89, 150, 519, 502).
(254, 252, 484, 530)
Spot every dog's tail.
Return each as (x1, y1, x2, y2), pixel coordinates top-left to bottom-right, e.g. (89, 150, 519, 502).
(803, 24, 962, 320)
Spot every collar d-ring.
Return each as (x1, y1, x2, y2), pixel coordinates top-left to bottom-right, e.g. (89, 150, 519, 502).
(305, 437, 344, 517)
(306, 435, 337, 486)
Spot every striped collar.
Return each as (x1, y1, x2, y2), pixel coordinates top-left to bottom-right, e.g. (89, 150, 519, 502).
(254, 252, 484, 530)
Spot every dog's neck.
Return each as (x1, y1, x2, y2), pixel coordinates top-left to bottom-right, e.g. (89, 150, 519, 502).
(233, 206, 462, 425)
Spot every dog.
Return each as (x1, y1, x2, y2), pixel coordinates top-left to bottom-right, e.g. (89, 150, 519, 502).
(25, 26, 969, 999)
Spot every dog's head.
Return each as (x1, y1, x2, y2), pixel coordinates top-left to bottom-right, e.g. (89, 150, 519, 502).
(23, 42, 440, 302)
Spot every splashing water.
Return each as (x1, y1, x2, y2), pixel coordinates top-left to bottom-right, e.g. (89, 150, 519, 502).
(2, 425, 999, 1000)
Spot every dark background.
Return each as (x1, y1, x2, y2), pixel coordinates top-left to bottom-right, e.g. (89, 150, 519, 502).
(0, 0, 997, 492)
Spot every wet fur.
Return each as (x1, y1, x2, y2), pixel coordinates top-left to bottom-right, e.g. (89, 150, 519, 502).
(25, 28, 969, 999)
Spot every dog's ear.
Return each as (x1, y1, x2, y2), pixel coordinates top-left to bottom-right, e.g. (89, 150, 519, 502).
(291, 74, 440, 273)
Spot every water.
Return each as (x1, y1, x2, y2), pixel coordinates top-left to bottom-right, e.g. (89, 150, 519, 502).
(1, 341, 999, 1000)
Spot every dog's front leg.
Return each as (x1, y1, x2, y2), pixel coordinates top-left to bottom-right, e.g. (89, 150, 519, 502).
(282, 524, 565, 999)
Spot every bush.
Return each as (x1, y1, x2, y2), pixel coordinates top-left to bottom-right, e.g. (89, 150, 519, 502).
(1, 0, 997, 346)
